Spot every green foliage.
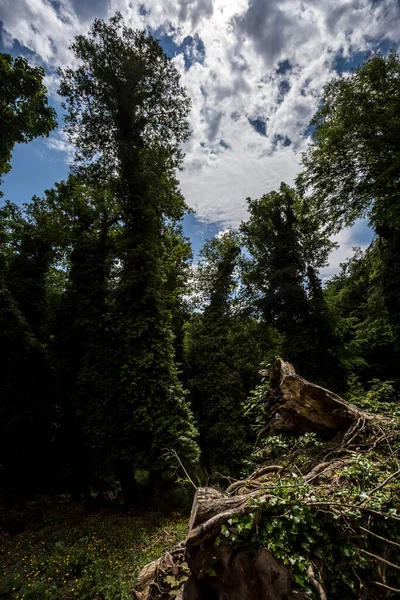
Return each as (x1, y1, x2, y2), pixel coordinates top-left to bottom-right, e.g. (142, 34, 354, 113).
(243, 375, 323, 467)
(298, 50, 400, 233)
(242, 375, 274, 443)
(213, 362, 400, 598)
(5, 196, 62, 338)
(325, 242, 400, 385)
(47, 176, 121, 496)
(251, 433, 323, 465)
(57, 13, 199, 496)
(214, 459, 400, 598)
(349, 378, 400, 416)
(184, 230, 251, 471)
(299, 51, 400, 350)
(163, 559, 191, 596)
(240, 183, 344, 387)
(0, 12, 199, 498)
(0, 53, 57, 184)
(0, 201, 57, 492)
(59, 12, 190, 176)
(2, 10, 400, 536)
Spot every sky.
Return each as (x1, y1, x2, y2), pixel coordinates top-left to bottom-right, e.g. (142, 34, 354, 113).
(1, 0, 399, 274)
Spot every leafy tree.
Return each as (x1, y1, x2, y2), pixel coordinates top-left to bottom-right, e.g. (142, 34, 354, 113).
(44, 176, 120, 496)
(0, 56, 57, 492)
(0, 204, 55, 493)
(298, 51, 400, 346)
(325, 243, 399, 386)
(59, 14, 190, 176)
(0, 53, 57, 185)
(58, 13, 199, 497)
(305, 265, 347, 390)
(299, 51, 400, 232)
(240, 183, 341, 385)
(162, 222, 193, 368)
(185, 230, 249, 472)
(5, 198, 58, 339)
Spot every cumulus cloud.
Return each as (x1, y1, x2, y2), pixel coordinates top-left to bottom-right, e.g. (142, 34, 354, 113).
(45, 128, 75, 162)
(177, 0, 213, 26)
(0, 0, 82, 66)
(320, 219, 374, 281)
(2, 0, 400, 244)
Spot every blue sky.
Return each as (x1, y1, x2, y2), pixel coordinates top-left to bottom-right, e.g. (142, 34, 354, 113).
(1, 0, 399, 265)
(0, 19, 218, 257)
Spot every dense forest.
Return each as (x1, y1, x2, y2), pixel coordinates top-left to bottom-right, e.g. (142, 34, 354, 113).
(1, 12, 399, 499)
(1, 12, 400, 599)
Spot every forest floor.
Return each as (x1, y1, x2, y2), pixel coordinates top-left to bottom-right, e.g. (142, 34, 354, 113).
(0, 497, 188, 600)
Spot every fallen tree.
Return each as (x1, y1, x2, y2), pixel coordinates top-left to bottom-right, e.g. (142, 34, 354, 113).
(134, 360, 400, 599)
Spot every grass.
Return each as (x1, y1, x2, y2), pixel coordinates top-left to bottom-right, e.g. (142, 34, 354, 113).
(0, 499, 188, 600)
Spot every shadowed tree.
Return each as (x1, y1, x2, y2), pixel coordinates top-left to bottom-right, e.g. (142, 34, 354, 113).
(0, 203, 55, 493)
(185, 230, 249, 472)
(240, 183, 342, 386)
(298, 51, 400, 348)
(59, 13, 199, 498)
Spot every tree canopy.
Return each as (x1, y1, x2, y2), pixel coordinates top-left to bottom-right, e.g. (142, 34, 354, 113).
(58, 14, 199, 498)
(298, 50, 400, 235)
(0, 53, 57, 184)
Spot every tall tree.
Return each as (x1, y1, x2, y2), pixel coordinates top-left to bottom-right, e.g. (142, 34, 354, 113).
(0, 57, 57, 492)
(58, 13, 199, 497)
(44, 177, 120, 496)
(185, 230, 249, 472)
(6, 198, 57, 339)
(0, 203, 55, 493)
(298, 51, 400, 347)
(0, 53, 57, 186)
(162, 222, 193, 368)
(240, 183, 340, 385)
(325, 243, 399, 386)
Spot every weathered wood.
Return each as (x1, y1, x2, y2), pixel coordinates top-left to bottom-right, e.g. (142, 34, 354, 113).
(133, 360, 388, 600)
(188, 487, 225, 531)
(135, 548, 186, 600)
(187, 484, 276, 534)
(188, 490, 248, 532)
(226, 465, 283, 495)
(304, 460, 348, 483)
(250, 465, 284, 480)
(184, 546, 309, 600)
(259, 359, 370, 436)
(186, 498, 258, 548)
(135, 558, 160, 599)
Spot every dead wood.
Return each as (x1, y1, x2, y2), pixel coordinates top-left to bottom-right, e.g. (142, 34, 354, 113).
(134, 360, 399, 600)
(259, 359, 374, 437)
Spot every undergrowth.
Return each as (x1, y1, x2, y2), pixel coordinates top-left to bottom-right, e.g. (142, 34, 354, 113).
(0, 501, 187, 600)
(232, 373, 400, 597)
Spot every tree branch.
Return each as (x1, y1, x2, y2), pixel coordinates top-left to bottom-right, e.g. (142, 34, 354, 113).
(307, 565, 327, 600)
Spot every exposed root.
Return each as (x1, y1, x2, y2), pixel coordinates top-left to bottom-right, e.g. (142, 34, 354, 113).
(307, 565, 327, 600)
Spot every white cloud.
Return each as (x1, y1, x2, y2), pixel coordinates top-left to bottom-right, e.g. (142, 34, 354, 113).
(45, 128, 75, 161)
(0, 0, 82, 66)
(2, 0, 399, 267)
(320, 219, 374, 281)
(215, 227, 231, 238)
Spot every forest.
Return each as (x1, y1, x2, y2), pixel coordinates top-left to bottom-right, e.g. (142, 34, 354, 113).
(1, 11, 400, 600)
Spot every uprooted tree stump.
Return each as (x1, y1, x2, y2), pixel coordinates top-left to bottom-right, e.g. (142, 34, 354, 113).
(258, 359, 375, 437)
(134, 360, 400, 600)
